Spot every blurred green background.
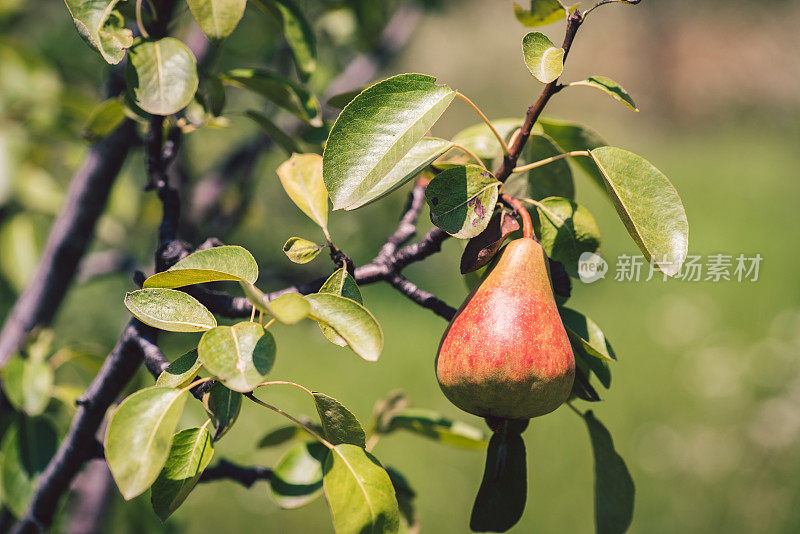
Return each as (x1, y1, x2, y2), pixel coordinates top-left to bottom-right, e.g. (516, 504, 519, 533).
(2, 0, 800, 532)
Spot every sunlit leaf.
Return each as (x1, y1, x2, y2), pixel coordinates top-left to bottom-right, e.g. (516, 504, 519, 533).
(125, 289, 216, 332)
(156, 350, 203, 388)
(197, 322, 276, 392)
(203, 382, 242, 440)
(126, 38, 199, 115)
(105, 386, 189, 500)
(283, 237, 325, 264)
(223, 68, 322, 126)
(186, 0, 246, 41)
(316, 268, 362, 346)
(590, 147, 688, 276)
(384, 408, 487, 449)
(451, 118, 522, 160)
(323, 444, 401, 534)
(277, 153, 329, 231)
(323, 73, 456, 210)
(534, 197, 601, 277)
(522, 32, 564, 84)
(150, 425, 215, 521)
(65, 0, 133, 64)
(239, 282, 309, 324)
(569, 76, 638, 112)
(513, 0, 567, 27)
(144, 245, 258, 289)
(313, 392, 366, 447)
(305, 293, 383, 362)
(425, 165, 500, 239)
(269, 441, 327, 508)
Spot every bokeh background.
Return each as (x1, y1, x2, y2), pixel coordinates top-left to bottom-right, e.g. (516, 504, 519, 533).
(2, 0, 800, 532)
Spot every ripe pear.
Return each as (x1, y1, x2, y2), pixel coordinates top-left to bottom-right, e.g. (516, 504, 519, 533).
(436, 237, 575, 420)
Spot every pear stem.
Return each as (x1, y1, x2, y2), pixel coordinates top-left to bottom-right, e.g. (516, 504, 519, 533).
(501, 194, 535, 241)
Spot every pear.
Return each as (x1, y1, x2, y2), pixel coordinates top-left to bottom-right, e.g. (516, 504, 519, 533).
(436, 234, 575, 420)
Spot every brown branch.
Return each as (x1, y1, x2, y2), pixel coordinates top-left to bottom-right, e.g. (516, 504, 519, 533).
(199, 459, 272, 487)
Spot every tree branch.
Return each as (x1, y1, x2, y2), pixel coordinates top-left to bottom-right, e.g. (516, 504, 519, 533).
(199, 459, 272, 488)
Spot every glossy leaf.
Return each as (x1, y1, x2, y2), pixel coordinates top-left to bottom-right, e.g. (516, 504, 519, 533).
(245, 110, 300, 155)
(269, 441, 328, 508)
(203, 382, 242, 440)
(538, 117, 607, 189)
(156, 350, 203, 388)
(534, 197, 601, 277)
(239, 283, 309, 324)
(507, 134, 575, 200)
(64, 0, 133, 64)
(323, 73, 456, 210)
(150, 425, 215, 521)
(514, 0, 566, 27)
(584, 411, 635, 534)
(253, 0, 316, 80)
(460, 210, 520, 274)
(223, 68, 322, 126)
(144, 245, 258, 289)
(126, 38, 199, 115)
(470, 429, 527, 532)
(186, 0, 246, 41)
(197, 322, 276, 393)
(344, 137, 453, 210)
(522, 32, 564, 84)
(105, 386, 189, 500)
(384, 408, 487, 449)
(0, 417, 58, 517)
(323, 444, 401, 534)
(590, 147, 689, 276)
(313, 392, 366, 447)
(83, 97, 126, 141)
(560, 307, 616, 362)
(125, 289, 216, 332)
(277, 153, 329, 231)
(425, 165, 500, 239)
(570, 76, 638, 112)
(305, 293, 383, 362)
(451, 118, 522, 160)
(283, 237, 325, 264)
(2, 356, 53, 416)
(317, 268, 363, 346)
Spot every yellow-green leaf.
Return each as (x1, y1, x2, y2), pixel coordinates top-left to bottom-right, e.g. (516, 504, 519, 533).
(277, 153, 329, 231)
(522, 32, 564, 84)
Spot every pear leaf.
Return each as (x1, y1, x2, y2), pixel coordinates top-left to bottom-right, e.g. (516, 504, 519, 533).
(425, 165, 500, 239)
(64, 0, 133, 64)
(105, 386, 189, 500)
(277, 153, 329, 231)
(83, 97, 126, 142)
(269, 441, 327, 508)
(156, 349, 203, 388)
(126, 38, 199, 116)
(283, 237, 325, 264)
(570, 76, 638, 112)
(451, 118, 522, 160)
(534, 197, 601, 277)
(223, 68, 322, 126)
(125, 289, 216, 332)
(144, 245, 258, 289)
(305, 293, 383, 362)
(505, 134, 574, 201)
(460, 210, 520, 274)
(560, 307, 616, 362)
(537, 117, 607, 189)
(244, 110, 300, 155)
(384, 408, 488, 449)
(202, 382, 242, 440)
(316, 268, 363, 346)
(385, 467, 420, 534)
(323, 74, 456, 210)
(313, 392, 366, 447)
(589, 147, 689, 276)
(197, 322, 276, 393)
(522, 32, 564, 84)
(251, 0, 316, 81)
(258, 422, 325, 448)
(186, 0, 246, 41)
(513, 0, 567, 27)
(2, 356, 53, 416)
(239, 282, 310, 324)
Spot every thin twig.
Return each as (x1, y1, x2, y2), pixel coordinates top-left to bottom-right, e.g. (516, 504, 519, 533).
(455, 92, 510, 156)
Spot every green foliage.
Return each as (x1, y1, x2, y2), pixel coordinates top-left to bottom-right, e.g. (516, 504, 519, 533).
(197, 322, 276, 392)
(276, 153, 329, 233)
(223, 68, 322, 126)
(560, 308, 617, 362)
(537, 117, 608, 188)
(305, 293, 383, 362)
(124, 289, 217, 332)
(513, 0, 567, 27)
(317, 267, 363, 345)
(64, 0, 133, 64)
(83, 97, 126, 141)
(313, 392, 367, 447)
(452, 119, 522, 160)
(144, 245, 258, 289)
(282, 237, 325, 264)
(425, 165, 500, 239)
(2, 355, 53, 416)
(533, 196, 601, 277)
(156, 350, 203, 388)
(506, 134, 575, 200)
(381, 408, 487, 449)
(126, 38, 199, 115)
(252, 0, 317, 81)
(522, 32, 564, 84)
(186, 0, 247, 41)
(203, 382, 242, 440)
(268, 441, 327, 508)
(569, 76, 638, 112)
(0, 417, 58, 517)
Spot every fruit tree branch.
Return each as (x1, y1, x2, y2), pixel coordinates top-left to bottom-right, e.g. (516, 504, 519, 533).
(199, 459, 273, 487)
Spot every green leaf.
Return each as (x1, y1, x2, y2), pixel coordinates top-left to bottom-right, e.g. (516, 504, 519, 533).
(277, 153, 329, 231)
(425, 165, 500, 239)
(313, 392, 366, 447)
(344, 137, 453, 210)
(197, 322, 276, 392)
(258, 423, 324, 448)
(223, 68, 322, 126)
(244, 110, 300, 155)
(326, 88, 363, 110)
(537, 117, 607, 189)
(323, 444, 401, 534)
(522, 32, 564, 84)
(590, 147, 689, 276)
(105, 386, 189, 500)
(323, 73, 456, 210)
(156, 350, 203, 388)
(317, 268, 363, 346)
(470, 429, 527, 532)
(124, 289, 217, 332)
(513, 0, 567, 27)
(560, 307, 616, 362)
(506, 134, 574, 201)
(64, 0, 133, 64)
(574, 346, 611, 389)
(570, 76, 638, 112)
(283, 237, 325, 264)
(0, 213, 44, 292)
(385, 467, 419, 534)
(584, 411, 635, 534)
(384, 408, 487, 449)
(197, 74, 226, 116)
(126, 38, 199, 116)
(534, 197, 601, 277)
(451, 118, 522, 160)
(239, 283, 310, 324)
(202, 382, 242, 440)
(2, 356, 53, 416)
(269, 441, 327, 508)
(186, 0, 246, 41)
(305, 293, 383, 362)
(0, 417, 58, 517)
(144, 245, 258, 289)
(253, 0, 316, 81)
(150, 425, 215, 521)
(83, 97, 126, 142)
